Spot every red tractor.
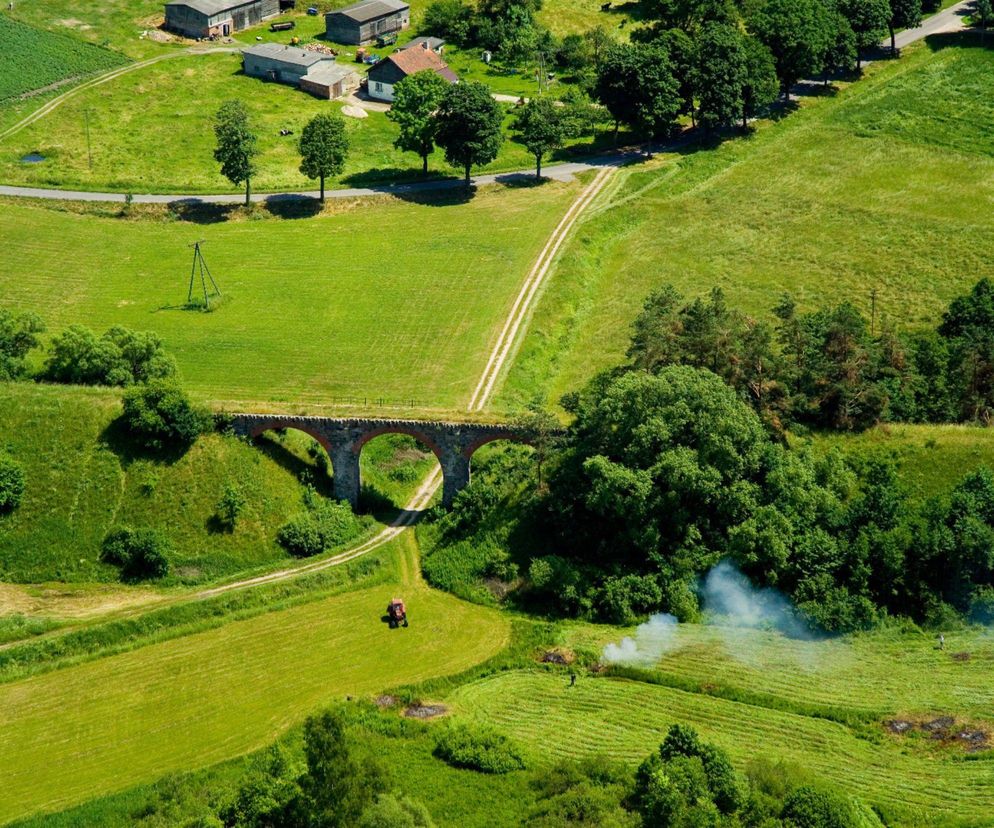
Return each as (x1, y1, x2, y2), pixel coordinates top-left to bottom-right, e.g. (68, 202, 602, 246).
(387, 598, 409, 628)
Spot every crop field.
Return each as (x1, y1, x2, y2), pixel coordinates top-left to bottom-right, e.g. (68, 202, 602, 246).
(500, 37, 994, 411)
(0, 179, 582, 411)
(0, 16, 127, 102)
(449, 669, 993, 826)
(0, 534, 510, 824)
(0, 50, 612, 193)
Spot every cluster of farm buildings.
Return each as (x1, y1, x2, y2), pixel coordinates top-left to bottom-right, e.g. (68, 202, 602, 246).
(163, 0, 458, 102)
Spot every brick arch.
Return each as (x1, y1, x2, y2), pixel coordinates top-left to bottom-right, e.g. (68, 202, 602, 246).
(351, 424, 445, 468)
(462, 431, 528, 460)
(246, 420, 334, 457)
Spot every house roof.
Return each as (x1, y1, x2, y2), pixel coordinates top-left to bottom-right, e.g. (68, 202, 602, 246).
(327, 0, 408, 23)
(165, 0, 257, 16)
(242, 43, 334, 67)
(368, 46, 457, 83)
(400, 36, 445, 50)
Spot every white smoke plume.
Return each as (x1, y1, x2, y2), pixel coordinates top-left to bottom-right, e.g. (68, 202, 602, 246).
(601, 613, 679, 666)
(701, 560, 812, 639)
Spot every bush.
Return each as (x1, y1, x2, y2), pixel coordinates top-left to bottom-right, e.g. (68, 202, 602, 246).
(121, 380, 211, 451)
(277, 513, 324, 557)
(101, 527, 171, 580)
(215, 482, 247, 531)
(422, 0, 475, 43)
(0, 308, 44, 380)
(46, 324, 176, 386)
(358, 793, 435, 828)
(597, 574, 663, 625)
(433, 723, 526, 773)
(781, 785, 858, 828)
(277, 500, 363, 558)
(0, 452, 25, 514)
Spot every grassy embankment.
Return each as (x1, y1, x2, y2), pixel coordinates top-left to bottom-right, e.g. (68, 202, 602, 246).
(499, 35, 994, 413)
(0, 179, 583, 412)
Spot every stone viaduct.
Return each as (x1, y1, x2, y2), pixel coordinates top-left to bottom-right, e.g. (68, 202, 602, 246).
(230, 414, 526, 508)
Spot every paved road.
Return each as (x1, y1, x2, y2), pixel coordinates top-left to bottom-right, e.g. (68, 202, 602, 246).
(891, 0, 973, 49)
(0, 156, 633, 204)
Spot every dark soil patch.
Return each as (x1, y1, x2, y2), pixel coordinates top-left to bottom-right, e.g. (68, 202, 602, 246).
(952, 652, 972, 662)
(541, 650, 571, 665)
(403, 702, 448, 719)
(375, 694, 398, 709)
(921, 716, 956, 738)
(885, 719, 915, 734)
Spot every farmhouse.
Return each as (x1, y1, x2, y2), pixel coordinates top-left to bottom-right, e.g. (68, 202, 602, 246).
(164, 0, 278, 38)
(242, 43, 359, 98)
(366, 46, 457, 103)
(324, 0, 410, 45)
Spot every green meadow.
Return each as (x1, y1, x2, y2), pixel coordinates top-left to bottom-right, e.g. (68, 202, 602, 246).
(0, 179, 582, 411)
(500, 37, 994, 411)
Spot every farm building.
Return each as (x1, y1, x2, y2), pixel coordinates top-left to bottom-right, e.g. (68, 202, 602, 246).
(324, 0, 409, 45)
(242, 43, 359, 98)
(164, 0, 278, 38)
(399, 36, 445, 54)
(366, 46, 457, 102)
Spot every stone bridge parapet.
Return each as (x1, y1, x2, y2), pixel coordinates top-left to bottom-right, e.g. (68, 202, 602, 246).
(230, 413, 525, 508)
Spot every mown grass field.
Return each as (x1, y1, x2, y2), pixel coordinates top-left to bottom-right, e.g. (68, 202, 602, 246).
(0, 16, 127, 101)
(450, 667, 994, 826)
(0, 179, 582, 410)
(0, 49, 615, 193)
(500, 37, 994, 411)
(0, 534, 510, 824)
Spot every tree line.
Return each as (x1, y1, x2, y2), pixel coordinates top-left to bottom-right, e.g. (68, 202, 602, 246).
(426, 280, 994, 632)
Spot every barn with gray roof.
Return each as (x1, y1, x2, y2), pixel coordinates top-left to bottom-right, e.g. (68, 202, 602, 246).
(164, 0, 278, 38)
(324, 0, 410, 45)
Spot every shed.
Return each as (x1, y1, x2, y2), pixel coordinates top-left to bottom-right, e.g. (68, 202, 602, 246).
(164, 0, 278, 38)
(324, 0, 409, 45)
(243, 42, 334, 84)
(300, 63, 361, 99)
(399, 36, 445, 54)
(366, 46, 457, 102)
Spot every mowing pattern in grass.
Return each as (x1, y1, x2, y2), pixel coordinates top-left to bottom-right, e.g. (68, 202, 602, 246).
(0, 17, 126, 102)
(0, 181, 579, 410)
(499, 40, 994, 412)
(450, 671, 994, 825)
(564, 621, 994, 724)
(0, 544, 510, 824)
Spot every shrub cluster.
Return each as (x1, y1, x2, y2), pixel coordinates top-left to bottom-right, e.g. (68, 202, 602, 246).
(101, 527, 171, 581)
(45, 324, 176, 387)
(433, 723, 526, 774)
(0, 452, 25, 514)
(121, 379, 211, 451)
(277, 500, 364, 558)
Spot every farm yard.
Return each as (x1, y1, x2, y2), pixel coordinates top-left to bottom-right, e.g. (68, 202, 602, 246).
(3, 0, 994, 824)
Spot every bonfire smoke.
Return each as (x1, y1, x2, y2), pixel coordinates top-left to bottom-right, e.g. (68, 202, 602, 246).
(701, 561, 811, 639)
(601, 613, 679, 665)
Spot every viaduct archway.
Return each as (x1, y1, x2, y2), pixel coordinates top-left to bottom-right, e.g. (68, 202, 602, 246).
(230, 414, 526, 508)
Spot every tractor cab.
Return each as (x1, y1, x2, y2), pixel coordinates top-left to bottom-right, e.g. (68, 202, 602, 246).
(387, 598, 408, 628)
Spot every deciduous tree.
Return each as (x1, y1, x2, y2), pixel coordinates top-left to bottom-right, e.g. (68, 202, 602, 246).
(299, 113, 349, 202)
(434, 81, 505, 185)
(887, 0, 922, 52)
(691, 22, 747, 130)
(512, 96, 567, 178)
(213, 100, 257, 207)
(750, 0, 834, 94)
(388, 69, 450, 173)
(0, 308, 44, 381)
(839, 0, 891, 67)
